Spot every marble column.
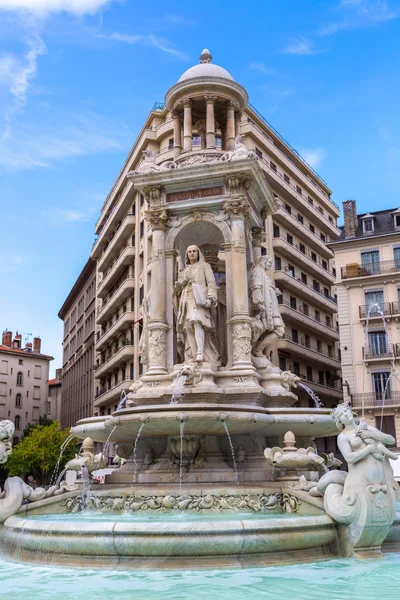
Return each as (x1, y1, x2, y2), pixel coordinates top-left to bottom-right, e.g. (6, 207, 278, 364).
(235, 111, 242, 138)
(183, 98, 193, 153)
(165, 249, 178, 370)
(205, 95, 216, 149)
(144, 204, 168, 374)
(172, 110, 182, 158)
(224, 176, 253, 370)
(226, 101, 236, 151)
(251, 227, 267, 263)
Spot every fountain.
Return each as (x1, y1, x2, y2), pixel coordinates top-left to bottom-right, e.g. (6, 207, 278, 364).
(0, 51, 399, 590)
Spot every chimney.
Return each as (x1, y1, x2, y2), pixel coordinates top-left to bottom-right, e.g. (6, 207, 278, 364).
(14, 333, 22, 349)
(25, 342, 33, 352)
(343, 199, 358, 238)
(33, 337, 41, 354)
(2, 330, 12, 347)
(55, 368, 62, 380)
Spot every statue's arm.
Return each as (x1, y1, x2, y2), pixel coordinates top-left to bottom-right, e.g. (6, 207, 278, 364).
(338, 437, 374, 464)
(204, 263, 218, 304)
(365, 425, 396, 446)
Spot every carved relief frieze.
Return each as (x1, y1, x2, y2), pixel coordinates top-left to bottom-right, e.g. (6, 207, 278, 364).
(148, 329, 167, 367)
(232, 322, 252, 363)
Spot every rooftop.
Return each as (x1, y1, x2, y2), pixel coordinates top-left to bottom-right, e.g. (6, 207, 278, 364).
(178, 49, 234, 83)
(0, 344, 53, 361)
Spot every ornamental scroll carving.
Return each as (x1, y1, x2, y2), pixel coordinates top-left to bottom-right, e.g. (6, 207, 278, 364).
(145, 206, 168, 230)
(223, 197, 250, 219)
(232, 322, 252, 363)
(148, 329, 167, 367)
(165, 211, 231, 252)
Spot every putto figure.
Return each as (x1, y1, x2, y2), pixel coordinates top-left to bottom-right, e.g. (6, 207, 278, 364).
(249, 255, 285, 356)
(173, 245, 220, 365)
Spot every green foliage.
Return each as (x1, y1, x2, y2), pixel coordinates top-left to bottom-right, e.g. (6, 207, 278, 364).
(22, 414, 54, 438)
(5, 421, 78, 487)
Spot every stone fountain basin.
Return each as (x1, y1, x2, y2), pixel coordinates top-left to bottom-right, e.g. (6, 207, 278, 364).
(70, 405, 338, 443)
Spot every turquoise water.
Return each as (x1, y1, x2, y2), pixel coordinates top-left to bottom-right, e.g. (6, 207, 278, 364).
(26, 511, 292, 523)
(0, 554, 398, 600)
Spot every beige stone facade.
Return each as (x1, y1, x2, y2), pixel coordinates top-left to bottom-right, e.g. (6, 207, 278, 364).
(0, 331, 52, 441)
(91, 50, 342, 424)
(58, 259, 96, 428)
(47, 368, 62, 422)
(330, 199, 400, 445)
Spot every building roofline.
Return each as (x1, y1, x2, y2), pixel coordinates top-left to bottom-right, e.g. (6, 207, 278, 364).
(328, 229, 400, 246)
(58, 257, 96, 319)
(0, 345, 53, 361)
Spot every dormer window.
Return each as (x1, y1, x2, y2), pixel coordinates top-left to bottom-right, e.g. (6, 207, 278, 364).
(361, 213, 375, 235)
(392, 209, 400, 229)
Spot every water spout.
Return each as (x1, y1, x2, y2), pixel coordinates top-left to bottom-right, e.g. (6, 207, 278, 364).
(49, 434, 75, 488)
(297, 383, 324, 408)
(80, 466, 91, 511)
(219, 416, 240, 486)
(116, 389, 128, 410)
(170, 375, 187, 404)
(103, 425, 118, 463)
(133, 415, 149, 484)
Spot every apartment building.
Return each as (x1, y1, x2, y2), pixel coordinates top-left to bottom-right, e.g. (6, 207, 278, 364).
(330, 199, 400, 444)
(47, 368, 62, 422)
(58, 259, 96, 428)
(91, 50, 342, 418)
(0, 331, 53, 441)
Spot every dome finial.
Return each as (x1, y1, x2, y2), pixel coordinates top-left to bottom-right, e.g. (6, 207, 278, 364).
(200, 49, 212, 64)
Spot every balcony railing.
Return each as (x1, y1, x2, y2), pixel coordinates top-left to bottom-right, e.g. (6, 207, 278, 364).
(351, 392, 400, 407)
(95, 342, 134, 372)
(362, 344, 395, 360)
(275, 269, 337, 305)
(275, 200, 333, 256)
(283, 334, 339, 361)
(392, 302, 400, 315)
(96, 376, 127, 399)
(274, 235, 335, 277)
(359, 302, 392, 319)
(280, 301, 339, 336)
(301, 378, 342, 392)
(341, 260, 400, 280)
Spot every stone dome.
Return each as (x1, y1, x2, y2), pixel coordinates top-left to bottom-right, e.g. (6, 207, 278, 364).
(178, 49, 234, 83)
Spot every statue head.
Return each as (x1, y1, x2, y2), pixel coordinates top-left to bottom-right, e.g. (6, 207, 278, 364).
(185, 245, 205, 265)
(256, 255, 272, 270)
(330, 403, 357, 430)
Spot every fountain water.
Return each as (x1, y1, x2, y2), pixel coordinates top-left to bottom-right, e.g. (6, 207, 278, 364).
(116, 389, 128, 411)
(170, 375, 186, 404)
(132, 417, 149, 483)
(179, 419, 185, 492)
(80, 466, 91, 511)
(218, 414, 240, 486)
(103, 425, 117, 462)
(297, 383, 325, 408)
(49, 434, 75, 488)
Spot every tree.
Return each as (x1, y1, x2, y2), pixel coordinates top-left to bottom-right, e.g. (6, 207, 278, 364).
(22, 414, 54, 439)
(5, 421, 79, 487)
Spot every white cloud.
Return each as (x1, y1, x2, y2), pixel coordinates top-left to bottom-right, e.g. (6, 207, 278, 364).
(320, 0, 397, 35)
(0, 110, 131, 170)
(300, 147, 328, 169)
(0, 0, 114, 16)
(98, 31, 189, 61)
(249, 63, 281, 76)
(281, 38, 321, 56)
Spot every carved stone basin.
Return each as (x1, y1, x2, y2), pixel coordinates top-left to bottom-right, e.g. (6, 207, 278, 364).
(71, 404, 338, 443)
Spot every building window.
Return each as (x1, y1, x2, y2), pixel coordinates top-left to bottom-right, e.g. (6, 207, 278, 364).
(273, 225, 280, 238)
(275, 256, 281, 271)
(394, 214, 400, 228)
(15, 415, 21, 430)
(283, 174, 290, 184)
(309, 224, 315, 234)
(15, 393, 21, 408)
(292, 329, 298, 343)
(270, 161, 277, 172)
(313, 280, 320, 293)
(303, 303, 309, 316)
(311, 252, 317, 262)
(368, 331, 388, 356)
(18, 359, 23, 366)
(297, 214, 304, 224)
(394, 247, 400, 270)
(318, 206, 324, 215)
(377, 415, 396, 439)
(287, 264, 295, 277)
(255, 148, 263, 158)
(287, 233, 293, 245)
(362, 218, 374, 234)
(315, 310, 320, 322)
(365, 289, 384, 312)
(296, 185, 302, 195)
(299, 243, 305, 254)
(361, 250, 380, 274)
(307, 196, 313, 206)
(322, 260, 328, 270)
(320, 233, 326, 242)
(284, 204, 291, 215)
(290, 296, 297, 309)
(306, 367, 313, 381)
(293, 361, 300, 376)
(372, 371, 391, 400)
(301, 272, 307, 285)
(317, 340, 322, 353)
(279, 356, 287, 371)
(33, 386, 40, 400)
(168, 138, 174, 149)
(319, 371, 324, 385)
(16, 372, 23, 386)
(34, 365, 41, 379)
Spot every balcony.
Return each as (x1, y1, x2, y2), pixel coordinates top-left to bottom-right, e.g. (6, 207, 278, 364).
(341, 260, 400, 281)
(363, 344, 396, 361)
(359, 302, 391, 320)
(96, 310, 136, 352)
(97, 278, 135, 324)
(94, 378, 131, 409)
(95, 344, 135, 378)
(97, 245, 135, 298)
(279, 301, 339, 341)
(272, 235, 335, 285)
(96, 213, 136, 270)
(277, 334, 341, 368)
(351, 392, 400, 408)
(274, 201, 333, 259)
(274, 269, 337, 313)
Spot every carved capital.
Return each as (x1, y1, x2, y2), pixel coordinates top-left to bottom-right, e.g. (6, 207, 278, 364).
(225, 174, 251, 195)
(145, 206, 168, 230)
(223, 197, 250, 219)
(204, 95, 217, 104)
(143, 185, 163, 206)
(226, 99, 240, 111)
(182, 97, 193, 108)
(252, 227, 267, 247)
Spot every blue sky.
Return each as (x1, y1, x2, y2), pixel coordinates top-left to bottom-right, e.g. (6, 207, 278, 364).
(1, 0, 399, 374)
